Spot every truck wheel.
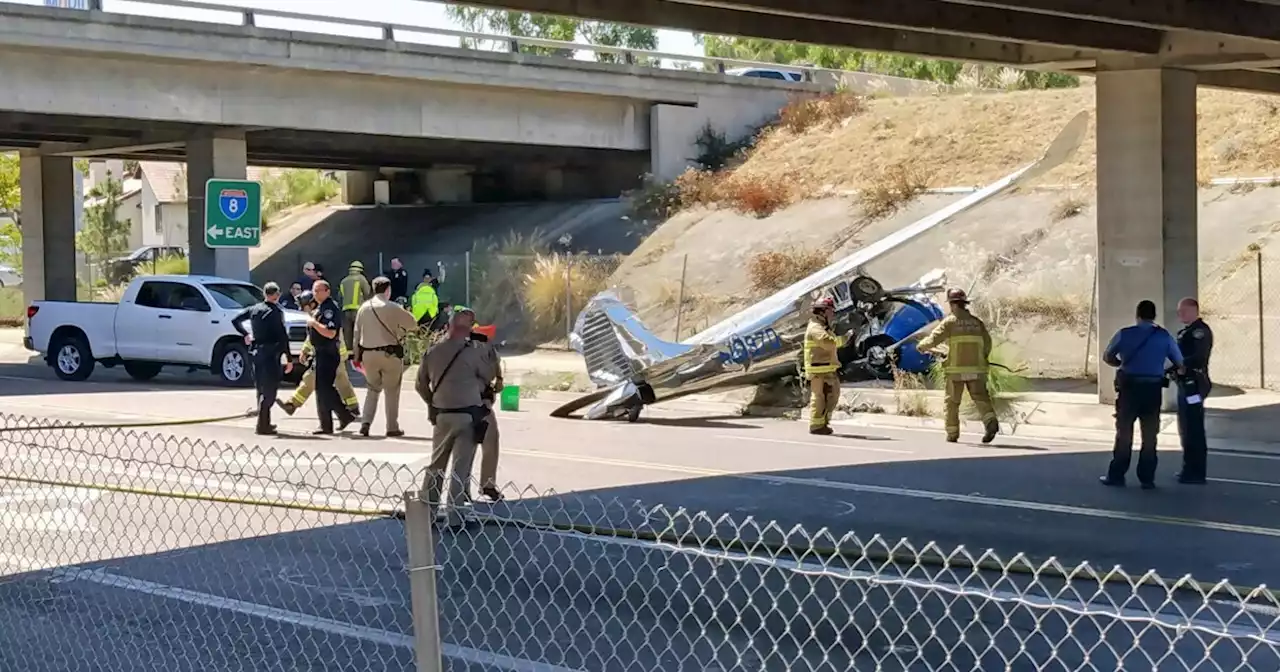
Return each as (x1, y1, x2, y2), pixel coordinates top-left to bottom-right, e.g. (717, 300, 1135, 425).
(216, 342, 253, 387)
(123, 361, 163, 382)
(51, 334, 95, 382)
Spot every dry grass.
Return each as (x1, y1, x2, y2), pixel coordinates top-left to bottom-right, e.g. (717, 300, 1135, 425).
(892, 370, 933, 417)
(747, 246, 831, 294)
(523, 253, 617, 343)
(856, 160, 932, 221)
(982, 294, 1092, 331)
(777, 91, 866, 135)
(1050, 195, 1088, 222)
(721, 173, 795, 217)
(733, 86, 1280, 196)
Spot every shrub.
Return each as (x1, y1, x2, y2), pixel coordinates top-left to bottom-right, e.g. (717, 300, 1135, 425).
(261, 169, 339, 225)
(856, 160, 931, 221)
(673, 168, 722, 208)
(693, 123, 753, 171)
(721, 173, 793, 217)
(778, 91, 865, 134)
(748, 246, 830, 294)
(522, 253, 616, 343)
(624, 174, 683, 223)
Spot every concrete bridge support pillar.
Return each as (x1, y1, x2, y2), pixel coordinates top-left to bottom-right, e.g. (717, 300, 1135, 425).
(1095, 68, 1198, 403)
(19, 153, 78, 306)
(186, 133, 250, 281)
(650, 104, 702, 182)
(342, 170, 379, 205)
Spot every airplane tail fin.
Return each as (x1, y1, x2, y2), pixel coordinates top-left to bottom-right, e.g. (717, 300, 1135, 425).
(571, 290, 694, 389)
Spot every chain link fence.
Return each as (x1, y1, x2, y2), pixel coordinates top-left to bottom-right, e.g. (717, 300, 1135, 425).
(1, 412, 1279, 670)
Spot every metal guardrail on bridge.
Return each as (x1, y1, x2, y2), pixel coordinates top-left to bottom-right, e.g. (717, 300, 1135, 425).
(38, 0, 944, 92)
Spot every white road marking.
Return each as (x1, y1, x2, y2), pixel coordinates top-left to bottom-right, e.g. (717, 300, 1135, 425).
(0, 453, 391, 512)
(53, 567, 583, 672)
(830, 418, 1280, 462)
(485, 448, 1280, 538)
(214, 452, 425, 468)
(1210, 477, 1280, 489)
(0, 486, 102, 532)
(532, 526, 1280, 644)
(714, 434, 912, 454)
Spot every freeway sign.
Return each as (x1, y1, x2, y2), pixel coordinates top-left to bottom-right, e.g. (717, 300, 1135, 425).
(204, 178, 262, 248)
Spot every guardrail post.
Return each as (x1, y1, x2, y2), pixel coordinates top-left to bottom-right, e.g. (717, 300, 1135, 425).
(715, 60, 726, 74)
(383, 25, 395, 41)
(508, 38, 520, 54)
(624, 51, 635, 65)
(1258, 249, 1266, 389)
(88, 0, 102, 10)
(242, 11, 255, 27)
(404, 491, 444, 672)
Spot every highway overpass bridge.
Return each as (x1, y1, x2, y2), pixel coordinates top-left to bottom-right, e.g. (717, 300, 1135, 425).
(455, 0, 1280, 402)
(0, 1, 813, 292)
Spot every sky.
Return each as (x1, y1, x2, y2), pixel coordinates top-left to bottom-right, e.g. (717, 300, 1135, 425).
(28, 0, 704, 59)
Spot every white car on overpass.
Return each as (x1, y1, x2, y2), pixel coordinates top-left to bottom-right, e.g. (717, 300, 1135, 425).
(24, 275, 310, 385)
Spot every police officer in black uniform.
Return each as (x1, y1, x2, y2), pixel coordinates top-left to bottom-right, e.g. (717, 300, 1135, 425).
(1174, 297, 1214, 484)
(308, 279, 357, 435)
(233, 282, 292, 436)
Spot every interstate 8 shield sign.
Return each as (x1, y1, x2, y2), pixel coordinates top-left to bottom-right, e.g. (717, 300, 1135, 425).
(204, 179, 262, 248)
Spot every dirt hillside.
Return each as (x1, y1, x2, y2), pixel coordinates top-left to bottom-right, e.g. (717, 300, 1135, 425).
(606, 84, 1280, 389)
(733, 84, 1280, 193)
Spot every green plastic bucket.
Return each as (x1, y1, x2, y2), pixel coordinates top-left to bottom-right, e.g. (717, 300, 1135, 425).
(499, 384, 521, 412)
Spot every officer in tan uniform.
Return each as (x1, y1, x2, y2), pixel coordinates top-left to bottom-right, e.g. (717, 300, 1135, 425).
(415, 305, 493, 525)
(916, 288, 999, 443)
(470, 324, 505, 502)
(802, 296, 848, 435)
(352, 276, 419, 438)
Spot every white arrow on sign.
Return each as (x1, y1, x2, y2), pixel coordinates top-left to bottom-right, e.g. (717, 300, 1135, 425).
(0, 487, 102, 533)
(207, 225, 224, 238)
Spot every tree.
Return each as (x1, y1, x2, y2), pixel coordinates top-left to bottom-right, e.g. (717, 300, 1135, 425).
(0, 153, 18, 218)
(76, 173, 131, 264)
(446, 7, 657, 62)
(694, 34, 1078, 89)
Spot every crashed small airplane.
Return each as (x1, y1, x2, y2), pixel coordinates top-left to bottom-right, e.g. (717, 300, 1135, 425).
(552, 111, 1090, 421)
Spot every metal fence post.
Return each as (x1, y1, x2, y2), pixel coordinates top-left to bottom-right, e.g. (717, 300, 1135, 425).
(404, 491, 444, 672)
(464, 251, 471, 308)
(565, 256, 573, 341)
(674, 254, 688, 341)
(1259, 250, 1266, 390)
(1083, 260, 1097, 377)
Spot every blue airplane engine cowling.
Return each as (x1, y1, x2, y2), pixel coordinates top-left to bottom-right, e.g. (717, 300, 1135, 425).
(885, 299, 945, 374)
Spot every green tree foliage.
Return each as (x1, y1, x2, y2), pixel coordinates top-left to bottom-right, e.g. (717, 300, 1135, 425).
(0, 153, 18, 217)
(446, 7, 657, 61)
(76, 174, 131, 263)
(694, 35, 1078, 89)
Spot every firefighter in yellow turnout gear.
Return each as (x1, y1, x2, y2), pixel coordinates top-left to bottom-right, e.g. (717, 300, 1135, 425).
(276, 291, 361, 418)
(802, 297, 849, 435)
(915, 288, 999, 444)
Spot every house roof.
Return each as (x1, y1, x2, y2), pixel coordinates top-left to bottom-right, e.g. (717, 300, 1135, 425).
(83, 178, 143, 209)
(139, 162, 280, 204)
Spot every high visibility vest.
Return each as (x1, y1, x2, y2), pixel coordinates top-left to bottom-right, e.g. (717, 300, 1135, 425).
(803, 318, 847, 376)
(920, 311, 990, 375)
(340, 274, 365, 311)
(411, 283, 439, 322)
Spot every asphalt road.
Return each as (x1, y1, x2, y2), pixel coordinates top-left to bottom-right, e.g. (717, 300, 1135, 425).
(0, 358, 1278, 670)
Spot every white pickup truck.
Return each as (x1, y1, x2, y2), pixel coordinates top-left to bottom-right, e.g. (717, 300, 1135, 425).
(24, 274, 310, 385)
